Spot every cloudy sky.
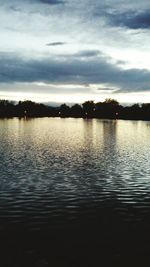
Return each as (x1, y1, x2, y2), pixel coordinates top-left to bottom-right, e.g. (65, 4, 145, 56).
(0, 0, 150, 104)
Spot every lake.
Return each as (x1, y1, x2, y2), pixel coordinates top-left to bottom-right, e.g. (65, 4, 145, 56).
(0, 118, 150, 266)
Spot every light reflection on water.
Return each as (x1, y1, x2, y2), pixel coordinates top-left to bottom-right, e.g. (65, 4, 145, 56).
(0, 118, 150, 235)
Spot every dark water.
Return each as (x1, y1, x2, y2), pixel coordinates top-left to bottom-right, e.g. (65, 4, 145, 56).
(0, 118, 150, 266)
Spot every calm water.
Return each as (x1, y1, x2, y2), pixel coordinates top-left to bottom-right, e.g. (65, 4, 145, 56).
(0, 118, 150, 265)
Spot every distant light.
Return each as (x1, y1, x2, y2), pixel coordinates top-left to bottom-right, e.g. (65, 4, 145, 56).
(116, 112, 118, 116)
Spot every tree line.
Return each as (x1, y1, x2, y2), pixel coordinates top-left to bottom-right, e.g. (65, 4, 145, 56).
(0, 99, 150, 120)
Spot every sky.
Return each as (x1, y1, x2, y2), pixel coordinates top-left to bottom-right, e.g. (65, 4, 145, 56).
(0, 0, 150, 105)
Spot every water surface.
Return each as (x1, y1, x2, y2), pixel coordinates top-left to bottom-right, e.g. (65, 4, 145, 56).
(0, 118, 150, 265)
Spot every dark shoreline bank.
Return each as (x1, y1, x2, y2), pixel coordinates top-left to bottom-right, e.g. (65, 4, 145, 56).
(0, 115, 150, 121)
(0, 99, 150, 121)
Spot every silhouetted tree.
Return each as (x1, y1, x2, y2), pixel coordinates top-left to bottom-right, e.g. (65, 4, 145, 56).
(59, 104, 70, 117)
(0, 98, 150, 120)
(82, 101, 95, 117)
(70, 104, 83, 117)
(141, 103, 150, 119)
(95, 99, 120, 119)
(0, 100, 16, 117)
(16, 100, 57, 117)
(104, 98, 119, 106)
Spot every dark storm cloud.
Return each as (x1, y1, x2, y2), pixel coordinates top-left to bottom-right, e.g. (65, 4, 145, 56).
(107, 10, 150, 29)
(0, 53, 150, 92)
(74, 50, 101, 58)
(37, 0, 65, 5)
(46, 42, 66, 46)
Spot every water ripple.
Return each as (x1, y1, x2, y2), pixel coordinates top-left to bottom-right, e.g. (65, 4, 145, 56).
(0, 118, 150, 234)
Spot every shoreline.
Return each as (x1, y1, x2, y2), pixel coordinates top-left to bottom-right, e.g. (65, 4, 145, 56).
(0, 115, 150, 121)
